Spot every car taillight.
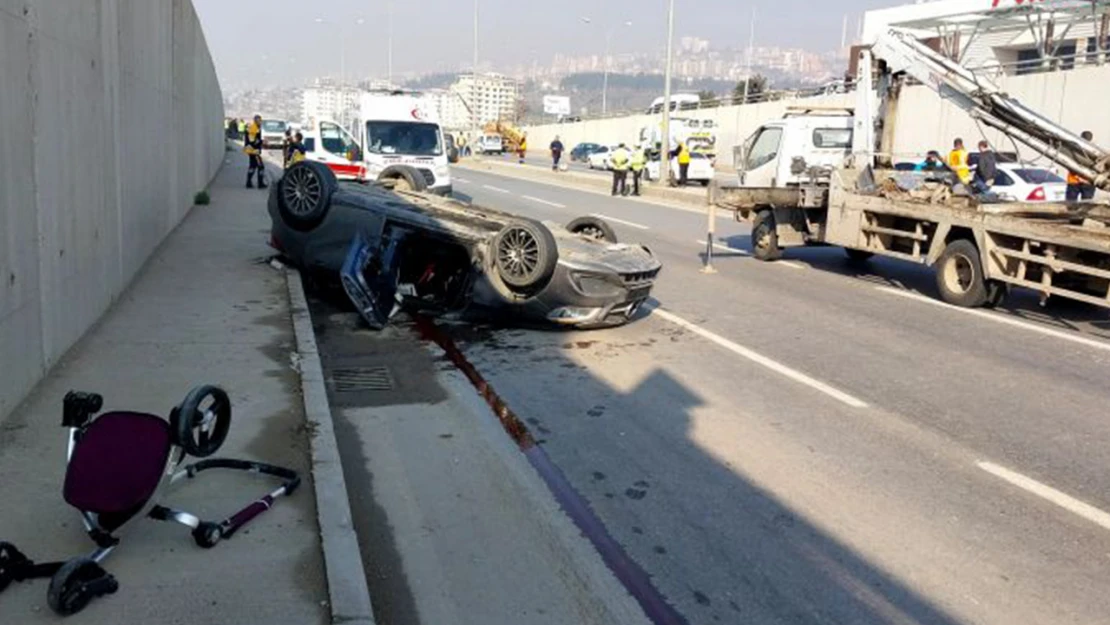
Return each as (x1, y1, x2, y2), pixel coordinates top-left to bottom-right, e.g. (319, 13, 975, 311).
(1027, 186, 1046, 201)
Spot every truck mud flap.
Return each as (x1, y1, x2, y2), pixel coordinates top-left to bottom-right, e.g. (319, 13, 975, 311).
(340, 233, 400, 331)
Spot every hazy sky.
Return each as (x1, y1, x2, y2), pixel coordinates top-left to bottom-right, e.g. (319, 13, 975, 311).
(194, 0, 898, 90)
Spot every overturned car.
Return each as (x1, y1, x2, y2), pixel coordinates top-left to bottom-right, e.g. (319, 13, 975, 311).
(268, 161, 662, 329)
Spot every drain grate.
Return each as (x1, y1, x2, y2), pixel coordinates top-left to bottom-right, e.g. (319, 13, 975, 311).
(330, 366, 395, 392)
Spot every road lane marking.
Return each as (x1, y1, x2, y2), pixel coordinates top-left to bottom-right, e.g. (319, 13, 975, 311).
(593, 214, 650, 230)
(694, 239, 750, 256)
(977, 461, 1110, 532)
(453, 177, 470, 183)
(522, 195, 567, 208)
(482, 184, 511, 193)
(875, 286, 1110, 353)
(650, 308, 869, 408)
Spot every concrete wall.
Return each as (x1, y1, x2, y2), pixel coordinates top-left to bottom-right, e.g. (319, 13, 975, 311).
(0, 0, 224, 419)
(524, 65, 1110, 169)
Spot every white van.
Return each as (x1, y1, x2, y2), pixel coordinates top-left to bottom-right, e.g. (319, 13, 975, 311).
(301, 92, 452, 195)
(478, 134, 504, 155)
(646, 93, 701, 114)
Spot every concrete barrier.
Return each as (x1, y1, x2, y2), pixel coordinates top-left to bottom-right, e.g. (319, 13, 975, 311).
(0, 0, 224, 420)
(524, 66, 1110, 168)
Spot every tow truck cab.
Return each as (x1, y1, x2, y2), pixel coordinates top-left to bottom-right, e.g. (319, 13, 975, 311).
(736, 111, 854, 188)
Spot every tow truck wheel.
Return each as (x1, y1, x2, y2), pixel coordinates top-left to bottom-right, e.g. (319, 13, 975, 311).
(751, 210, 782, 261)
(936, 238, 989, 307)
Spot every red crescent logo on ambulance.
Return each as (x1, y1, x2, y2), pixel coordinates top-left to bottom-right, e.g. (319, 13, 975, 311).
(411, 108, 426, 120)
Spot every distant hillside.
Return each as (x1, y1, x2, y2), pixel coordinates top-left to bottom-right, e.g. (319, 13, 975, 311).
(404, 72, 459, 90)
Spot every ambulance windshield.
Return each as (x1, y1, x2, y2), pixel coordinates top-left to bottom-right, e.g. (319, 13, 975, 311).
(366, 121, 443, 157)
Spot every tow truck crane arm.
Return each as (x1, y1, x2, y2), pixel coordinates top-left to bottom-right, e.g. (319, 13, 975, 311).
(858, 28, 1110, 191)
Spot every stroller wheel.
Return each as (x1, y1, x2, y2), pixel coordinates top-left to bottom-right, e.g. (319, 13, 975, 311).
(192, 522, 224, 549)
(171, 385, 232, 458)
(1, 541, 27, 592)
(47, 558, 118, 616)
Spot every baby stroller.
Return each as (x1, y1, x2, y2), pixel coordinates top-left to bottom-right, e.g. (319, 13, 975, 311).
(0, 385, 300, 616)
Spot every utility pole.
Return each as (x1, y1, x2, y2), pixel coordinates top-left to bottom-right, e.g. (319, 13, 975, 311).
(659, 0, 675, 186)
(603, 30, 611, 116)
(742, 7, 756, 105)
(472, 0, 480, 146)
(387, 1, 394, 85)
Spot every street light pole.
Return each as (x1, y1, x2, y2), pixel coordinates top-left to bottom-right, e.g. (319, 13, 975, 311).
(387, 1, 394, 85)
(602, 30, 611, 116)
(660, 0, 675, 185)
(472, 0, 480, 145)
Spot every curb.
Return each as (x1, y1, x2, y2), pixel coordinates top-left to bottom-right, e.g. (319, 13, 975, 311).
(286, 270, 377, 625)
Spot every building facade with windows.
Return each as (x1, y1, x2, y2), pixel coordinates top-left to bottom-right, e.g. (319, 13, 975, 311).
(452, 73, 520, 126)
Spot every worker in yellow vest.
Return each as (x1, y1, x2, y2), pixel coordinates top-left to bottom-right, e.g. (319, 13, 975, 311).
(629, 146, 646, 196)
(518, 134, 528, 164)
(243, 114, 267, 189)
(676, 142, 692, 186)
(610, 143, 631, 197)
(288, 132, 307, 165)
(947, 138, 971, 186)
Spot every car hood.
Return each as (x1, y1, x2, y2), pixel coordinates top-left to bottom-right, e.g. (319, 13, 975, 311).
(549, 225, 661, 274)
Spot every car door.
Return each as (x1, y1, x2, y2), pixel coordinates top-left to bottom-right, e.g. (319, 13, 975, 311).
(739, 126, 783, 188)
(315, 120, 365, 181)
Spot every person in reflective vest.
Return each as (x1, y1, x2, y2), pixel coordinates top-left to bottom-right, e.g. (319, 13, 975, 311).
(1067, 130, 1096, 201)
(518, 134, 528, 164)
(629, 146, 646, 196)
(947, 138, 971, 186)
(288, 132, 306, 165)
(243, 114, 267, 189)
(676, 142, 692, 186)
(610, 143, 631, 197)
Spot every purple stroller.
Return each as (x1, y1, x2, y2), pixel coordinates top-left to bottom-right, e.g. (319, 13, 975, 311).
(0, 385, 300, 616)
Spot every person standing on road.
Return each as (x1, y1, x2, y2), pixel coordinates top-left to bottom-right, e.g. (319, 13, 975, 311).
(1067, 131, 1097, 201)
(518, 134, 528, 164)
(676, 142, 691, 186)
(550, 136, 565, 171)
(288, 132, 307, 165)
(972, 140, 998, 196)
(629, 145, 646, 196)
(948, 138, 971, 186)
(610, 143, 631, 197)
(244, 114, 267, 189)
(281, 128, 294, 169)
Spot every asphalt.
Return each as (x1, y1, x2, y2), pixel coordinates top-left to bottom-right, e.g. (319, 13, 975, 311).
(442, 165, 1110, 625)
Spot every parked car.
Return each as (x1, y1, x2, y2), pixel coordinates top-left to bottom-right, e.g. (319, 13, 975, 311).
(570, 143, 602, 162)
(990, 163, 1068, 202)
(645, 152, 715, 186)
(268, 162, 661, 330)
(478, 134, 504, 155)
(587, 146, 617, 170)
(260, 119, 289, 149)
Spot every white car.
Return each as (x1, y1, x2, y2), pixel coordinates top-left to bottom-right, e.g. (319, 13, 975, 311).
(260, 119, 288, 149)
(646, 151, 715, 186)
(478, 134, 504, 155)
(989, 163, 1067, 203)
(587, 145, 617, 170)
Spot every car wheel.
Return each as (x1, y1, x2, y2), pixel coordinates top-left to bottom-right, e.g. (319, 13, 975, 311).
(700, 180, 711, 187)
(751, 209, 782, 261)
(278, 161, 337, 232)
(935, 238, 988, 307)
(566, 216, 618, 243)
(492, 219, 558, 292)
(378, 165, 428, 193)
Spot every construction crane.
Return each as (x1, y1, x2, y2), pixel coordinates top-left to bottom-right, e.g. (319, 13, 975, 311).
(854, 27, 1110, 191)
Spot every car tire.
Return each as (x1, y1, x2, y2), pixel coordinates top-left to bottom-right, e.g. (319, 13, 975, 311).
(751, 209, 782, 261)
(566, 216, 618, 243)
(378, 165, 428, 192)
(700, 180, 711, 187)
(935, 238, 989, 307)
(278, 161, 338, 232)
(492, 219, 558, 292)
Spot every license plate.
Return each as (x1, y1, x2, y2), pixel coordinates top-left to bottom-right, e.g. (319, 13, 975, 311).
(628, 286, 651, 301)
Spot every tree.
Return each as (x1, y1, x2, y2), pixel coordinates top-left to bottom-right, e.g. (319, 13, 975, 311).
(732, 74, 769, 104)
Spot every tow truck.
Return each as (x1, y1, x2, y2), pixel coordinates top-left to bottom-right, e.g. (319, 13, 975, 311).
(711, 27, 1110, 309)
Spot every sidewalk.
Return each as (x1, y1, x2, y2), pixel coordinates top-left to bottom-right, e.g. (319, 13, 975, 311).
(0, 154, 328, 624)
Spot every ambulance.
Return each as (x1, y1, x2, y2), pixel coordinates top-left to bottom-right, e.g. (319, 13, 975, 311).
(301, 90, 452, 195)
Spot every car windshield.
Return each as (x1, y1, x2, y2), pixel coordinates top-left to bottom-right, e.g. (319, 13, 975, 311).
(261, 120, 286, 132)
(1013, 168, 1065, 184)
(366, 121, 443, 156)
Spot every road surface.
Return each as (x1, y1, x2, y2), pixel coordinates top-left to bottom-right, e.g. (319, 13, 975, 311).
(441, 165, 1110, 625)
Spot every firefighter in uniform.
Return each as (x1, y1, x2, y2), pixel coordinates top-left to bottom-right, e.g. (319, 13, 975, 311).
(629, 145, 646, 196)
(610, 143, 631, 197)
(244, 114, 267, 189)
